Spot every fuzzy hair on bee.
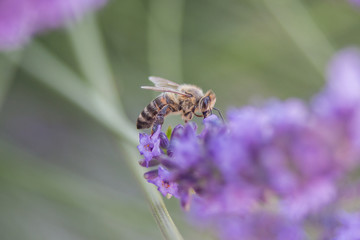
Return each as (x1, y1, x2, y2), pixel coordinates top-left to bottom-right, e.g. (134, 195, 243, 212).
(137, 77, 217, 132)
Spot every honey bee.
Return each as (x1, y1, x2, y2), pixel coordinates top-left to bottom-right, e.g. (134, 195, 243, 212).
(137, 76, 218, 132)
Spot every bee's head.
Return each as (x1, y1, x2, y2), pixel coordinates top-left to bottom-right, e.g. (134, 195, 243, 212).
(199, 90, 216, 118)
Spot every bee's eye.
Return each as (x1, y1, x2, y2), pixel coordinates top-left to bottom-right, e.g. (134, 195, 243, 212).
(201, 97, 209, 109)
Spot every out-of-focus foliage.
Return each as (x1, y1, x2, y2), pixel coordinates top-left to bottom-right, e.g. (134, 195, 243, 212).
(0, 0, 360, 239)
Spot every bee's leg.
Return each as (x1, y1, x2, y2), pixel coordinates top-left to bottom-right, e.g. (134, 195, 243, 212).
(152, 105, 169, 134)
(182, 111, 193, 124)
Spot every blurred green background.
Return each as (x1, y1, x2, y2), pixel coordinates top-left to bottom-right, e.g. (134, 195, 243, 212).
(0, 0, 360, 239)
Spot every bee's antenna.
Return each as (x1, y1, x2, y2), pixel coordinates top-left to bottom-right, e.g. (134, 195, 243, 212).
(213, 107, 224, 122)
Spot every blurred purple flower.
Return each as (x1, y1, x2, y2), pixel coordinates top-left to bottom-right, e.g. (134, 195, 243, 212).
(313, 47, 360, 167)
(349, 0, 360, 7)
(168, 122, 201, 170)
(330, 212, 360, 240)
(314, 48, 360, 118)
(217, 213, 304, 240)
(137, 48, 360, 239)
(0, 0, 107, 50)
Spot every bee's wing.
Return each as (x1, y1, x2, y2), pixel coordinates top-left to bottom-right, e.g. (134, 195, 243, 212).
(141, 86, 191, 97)
(148, 76, 180, 88)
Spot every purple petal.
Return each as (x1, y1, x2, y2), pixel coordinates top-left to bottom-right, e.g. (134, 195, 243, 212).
(326, 48, 360, 108)
(314, 48, 360, 118)
(147, 166, 180, 198)
(218, 213, 305, 240)
(281, 179, 336, 220)
(333, 212, 360, 240)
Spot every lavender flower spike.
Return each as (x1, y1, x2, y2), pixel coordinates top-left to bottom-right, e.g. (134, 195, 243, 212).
(0, 0, 107, 50)
(137, 48, 360, 240)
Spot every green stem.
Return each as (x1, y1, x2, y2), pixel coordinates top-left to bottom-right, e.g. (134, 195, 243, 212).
(7, 42, 137, 144)
(263, 0, 334, 76)
(67, 14, 121, 107)
(0, 51, 22, 110)
(120, 142, 184, 240)
(147, 0, 184, 81)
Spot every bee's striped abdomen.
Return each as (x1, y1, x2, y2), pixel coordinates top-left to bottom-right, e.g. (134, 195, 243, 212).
(136, 96, 166, 129)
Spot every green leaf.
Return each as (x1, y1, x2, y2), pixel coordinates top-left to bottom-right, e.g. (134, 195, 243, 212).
(166, 126, 172, 140)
